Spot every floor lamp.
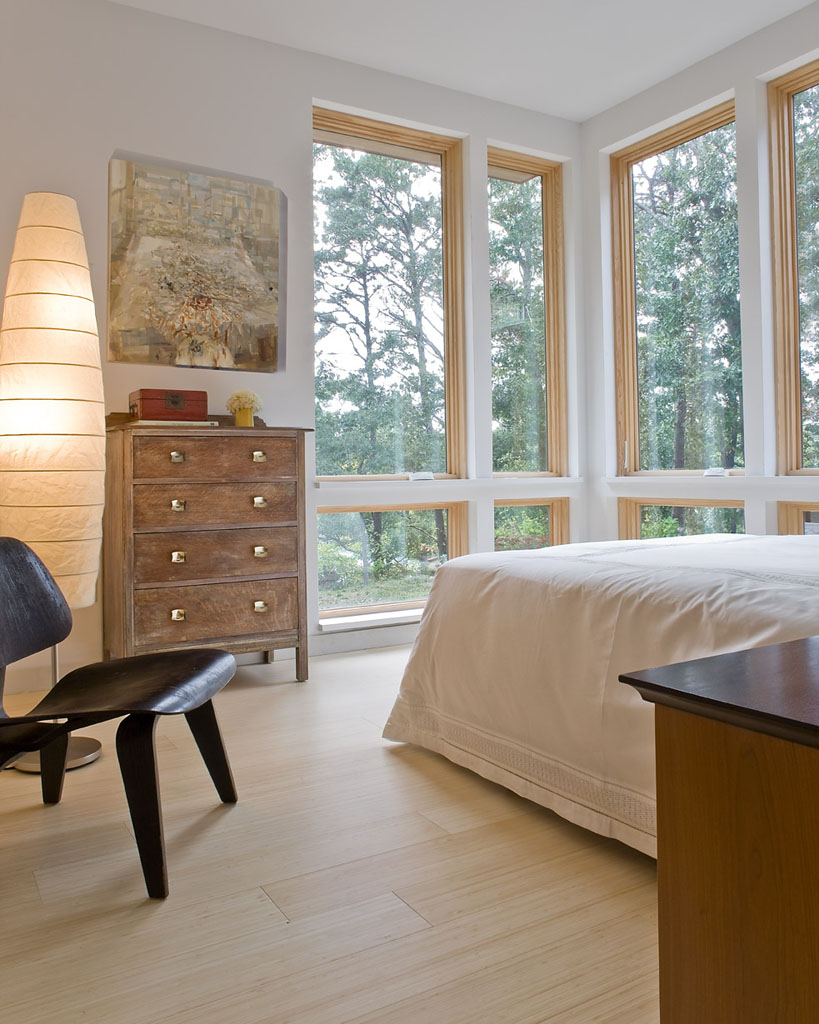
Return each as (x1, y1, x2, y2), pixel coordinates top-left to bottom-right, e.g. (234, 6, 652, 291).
(0, 192, 107, 769)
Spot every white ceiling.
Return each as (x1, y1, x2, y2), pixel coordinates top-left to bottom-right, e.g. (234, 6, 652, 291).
(107, 0, 815, 121)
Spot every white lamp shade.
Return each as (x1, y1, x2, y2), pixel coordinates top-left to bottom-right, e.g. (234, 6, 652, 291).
(0, 192, 105, 608)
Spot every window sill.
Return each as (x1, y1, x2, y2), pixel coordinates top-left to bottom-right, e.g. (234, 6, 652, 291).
(318, 607, 424, 633)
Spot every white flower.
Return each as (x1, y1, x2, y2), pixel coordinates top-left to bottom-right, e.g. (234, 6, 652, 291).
(226, 389, 263, 414)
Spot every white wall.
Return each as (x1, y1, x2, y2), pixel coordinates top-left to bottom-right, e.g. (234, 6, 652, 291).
(580, 3, 819, 541)
(0, 0, 583, 691)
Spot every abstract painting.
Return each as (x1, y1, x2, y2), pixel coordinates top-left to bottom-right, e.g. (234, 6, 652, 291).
(108, 155, 285, 371)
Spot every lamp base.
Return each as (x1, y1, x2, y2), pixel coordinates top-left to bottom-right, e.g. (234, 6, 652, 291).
(12, 736, 102, 773)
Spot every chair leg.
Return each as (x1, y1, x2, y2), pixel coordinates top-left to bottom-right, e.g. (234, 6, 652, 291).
(115, 713, 168, 899)
(184, 700, 237, 804)
(40, 732, 69, 804)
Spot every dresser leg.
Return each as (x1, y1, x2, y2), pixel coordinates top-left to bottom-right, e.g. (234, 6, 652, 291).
(264, 650, 275, 664)
(296, 645, 308, 682)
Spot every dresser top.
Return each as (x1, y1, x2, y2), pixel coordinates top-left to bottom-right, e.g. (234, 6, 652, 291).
(106, 419, 311, 437)
(621, 635, 819, 750)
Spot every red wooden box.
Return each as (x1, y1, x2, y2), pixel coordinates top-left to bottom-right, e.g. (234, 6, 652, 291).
(129, 389, 208, 421)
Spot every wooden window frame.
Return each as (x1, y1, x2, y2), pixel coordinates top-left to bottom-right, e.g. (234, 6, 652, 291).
(492, 496, 570, 547)
(769, 60, 819, 474)
(316, 501, 468, 618)
(313, 107, 466, 481)
(611, 100, 737, 476)
(777, 501, 819, 534)
(617, 497, 745, 540)
(487, 147, 567, 477)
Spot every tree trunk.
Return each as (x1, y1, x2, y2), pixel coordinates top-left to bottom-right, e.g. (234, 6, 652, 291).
(356, 513, 371, 585)
(434, 509, 447, 560)
(370, 511, 384, 573)
(674, 392, 687, 470)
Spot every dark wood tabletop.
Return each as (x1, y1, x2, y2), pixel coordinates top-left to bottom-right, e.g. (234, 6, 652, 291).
(620, 635, 819, 751)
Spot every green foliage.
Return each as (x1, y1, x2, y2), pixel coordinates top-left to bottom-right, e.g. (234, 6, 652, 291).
(489, 176, 548, 472)
(313, 145, 446, 476)
(318, 509, 448, 610)
(639, 505, 745, 538)
(493, 503, 550, 550)
(633, 123, 743, 470)
(794, 85, 819, 466)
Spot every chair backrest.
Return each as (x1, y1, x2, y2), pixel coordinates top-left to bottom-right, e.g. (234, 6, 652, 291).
(0, 537, 73, 671)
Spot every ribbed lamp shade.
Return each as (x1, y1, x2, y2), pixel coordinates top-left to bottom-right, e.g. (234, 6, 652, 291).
(0, 193, 106, 608)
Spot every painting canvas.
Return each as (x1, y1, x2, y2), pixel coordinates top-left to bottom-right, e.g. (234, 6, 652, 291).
(108, 156, 285, 371)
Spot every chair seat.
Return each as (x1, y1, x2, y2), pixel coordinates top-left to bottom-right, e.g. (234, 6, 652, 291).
(28, 649, 237, 720)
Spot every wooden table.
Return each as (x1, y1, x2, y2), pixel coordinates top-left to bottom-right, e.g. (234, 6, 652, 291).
(621, 637, 819, 1023)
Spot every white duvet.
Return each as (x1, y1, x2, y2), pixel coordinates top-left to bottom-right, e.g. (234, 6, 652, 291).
(383, 534, 819, 855)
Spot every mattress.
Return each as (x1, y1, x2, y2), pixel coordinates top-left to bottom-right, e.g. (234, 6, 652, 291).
(382, 534, 819, 855)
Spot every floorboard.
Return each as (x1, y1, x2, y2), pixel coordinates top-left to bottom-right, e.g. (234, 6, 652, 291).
(0, 645, 659, 1023)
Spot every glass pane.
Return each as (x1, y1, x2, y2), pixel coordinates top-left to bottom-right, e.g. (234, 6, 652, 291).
(631, 123, 743, 470)
(639, 504, 745, 538)
(313, 143, 445, 476)
(793, 84, 819, 466)
(318, 508, 449, 612)
(489, 173, 548, 472)
(802, 510, 819, 535)
(493, 503, 550, 551)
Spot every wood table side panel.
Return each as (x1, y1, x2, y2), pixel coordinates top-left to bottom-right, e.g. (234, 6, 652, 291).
(295, 430, 308, 681)
(102, 429, 127, 658)
(655, 705, 819, 1024)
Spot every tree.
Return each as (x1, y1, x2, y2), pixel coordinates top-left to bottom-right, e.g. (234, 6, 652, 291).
(313, 143, 450, 605)
(493, 504, 550, 550)
(640, 505, 745, 538)
(632, 123, 743, 471)
(313, 144, 446, 478)
(794, 84, 819, 465)
(489, 175, 548, 472)
(317, 509, 448, 610)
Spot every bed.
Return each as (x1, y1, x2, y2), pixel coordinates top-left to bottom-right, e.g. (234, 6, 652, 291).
(382, 533, 819, 855)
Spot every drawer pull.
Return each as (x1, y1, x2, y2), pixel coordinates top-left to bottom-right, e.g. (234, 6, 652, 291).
(253, 545, 269, 558)
(170, 550, 187, 563)
(252, 496, 268, 509)
(252, 450, 268, 463)
(171, 499, 187, 512)
(170, 608, 186, 621)
(169, 450, 186, 463)
(254, 600, 268, 613)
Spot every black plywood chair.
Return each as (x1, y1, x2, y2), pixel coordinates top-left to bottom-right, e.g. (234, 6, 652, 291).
(0, 536, 237, 898)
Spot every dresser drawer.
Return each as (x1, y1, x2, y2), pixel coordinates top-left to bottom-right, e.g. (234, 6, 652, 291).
(133, 482, 297, 529)
(133, 435, 297, 481)
(134, 527, 298, 584)
(134, 578, 299, 646)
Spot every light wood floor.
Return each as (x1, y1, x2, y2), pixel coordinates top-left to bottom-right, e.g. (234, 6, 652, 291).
(1, 645, 659, 1023)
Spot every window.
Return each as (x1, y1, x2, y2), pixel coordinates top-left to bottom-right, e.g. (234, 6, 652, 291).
(618, 498, 745, 539)
(313, 108, 465, 479)
(611, 102, 743, 474)
(488, 149, 566, 475)
(493, 498, 569, 550)
(778, 502, 819, 535)
(770, 61, 819, 473)
(317, 503, 467, 618)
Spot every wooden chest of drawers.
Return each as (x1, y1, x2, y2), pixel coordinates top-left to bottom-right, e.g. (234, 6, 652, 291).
(103, 424, 308, 680)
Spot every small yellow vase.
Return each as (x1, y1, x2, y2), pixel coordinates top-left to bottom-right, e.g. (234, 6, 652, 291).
(234, 408, 254, 427)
